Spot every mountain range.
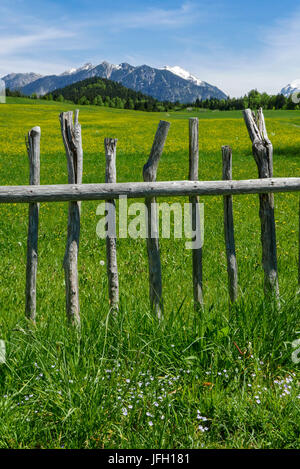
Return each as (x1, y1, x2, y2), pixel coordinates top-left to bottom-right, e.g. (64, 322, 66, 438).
(1, 61, 228, 103)
(280, 79, 300, 98)
(2, 72, 42, 91)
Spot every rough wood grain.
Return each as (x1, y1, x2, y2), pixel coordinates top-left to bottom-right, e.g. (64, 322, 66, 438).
(189, 118, 203, 309)
(1, 178, 300, 203)
(25, 126, 40, 321)
(243, 108, 279, 298)
(104, 138, 119, 311)
(59, 110, 83, 326)
(222, 146, 238, 303)
(143, 120, 170, 319)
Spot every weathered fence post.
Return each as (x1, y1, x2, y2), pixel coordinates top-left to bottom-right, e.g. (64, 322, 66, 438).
(25, 126, 41, 321)
(59, 110, 83, 326)
(104, 138, 119, 312)
(143, 120, 170, 319)
(222, 145, 238, 303)
(189, 118, 203, 309)
(243, 108, 279, 298)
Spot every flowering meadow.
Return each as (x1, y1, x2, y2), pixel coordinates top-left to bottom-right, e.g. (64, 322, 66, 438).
(0, 98, 299, 448)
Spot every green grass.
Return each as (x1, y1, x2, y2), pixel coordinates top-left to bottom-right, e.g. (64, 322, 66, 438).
(0, 98, 299, 448)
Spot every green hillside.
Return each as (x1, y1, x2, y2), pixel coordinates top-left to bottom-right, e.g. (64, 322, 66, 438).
(46, 76, 171, 111)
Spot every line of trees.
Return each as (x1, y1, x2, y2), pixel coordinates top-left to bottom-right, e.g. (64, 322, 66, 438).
(5, 85, 300, 112)
(5, 88, 24, 97)
(48, 87, 300, 112)
(194, 89, 300, 111)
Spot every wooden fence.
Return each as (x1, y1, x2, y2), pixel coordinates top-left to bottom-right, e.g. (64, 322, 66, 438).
(1, 108, 300, 326)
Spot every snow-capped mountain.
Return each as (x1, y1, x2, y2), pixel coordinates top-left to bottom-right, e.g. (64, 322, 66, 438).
(60, 63, 95, 76)
(281, 79, 300, 97)
(1, 61, 228, 103)
(162, 66, 204, 87)
(1, 72, 42, 91)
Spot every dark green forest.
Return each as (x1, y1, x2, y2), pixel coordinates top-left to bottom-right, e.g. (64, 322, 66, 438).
(6, 80, 300, 112)
(194, 89, 300, 111)
(44, 77, 169, 111)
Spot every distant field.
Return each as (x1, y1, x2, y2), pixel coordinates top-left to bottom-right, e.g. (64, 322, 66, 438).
(0, 98, 299, 449)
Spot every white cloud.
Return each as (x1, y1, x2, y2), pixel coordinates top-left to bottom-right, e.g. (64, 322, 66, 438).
(109, 2, 202, 30)
(0, 29, 75, 57)
(173, 8, 300, 97)
(1, 2, 300, 97)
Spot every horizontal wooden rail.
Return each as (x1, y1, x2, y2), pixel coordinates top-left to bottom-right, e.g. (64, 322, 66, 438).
(0, 178, 300, 203)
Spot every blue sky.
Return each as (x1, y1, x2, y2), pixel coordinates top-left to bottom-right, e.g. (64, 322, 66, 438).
(1, 0, 300, 96)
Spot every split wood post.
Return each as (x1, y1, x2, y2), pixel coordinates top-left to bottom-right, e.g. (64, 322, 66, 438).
(143, 120, 170, 319)
(59, 110, 83, 326)
(104, 138, 119, 312)
(222, 146, 238, 303)
(189, 118, 203, 309)
(243, 108, 279, 298)
(25, 126, 41, 321)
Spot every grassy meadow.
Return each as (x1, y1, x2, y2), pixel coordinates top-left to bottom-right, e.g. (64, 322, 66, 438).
(0, 97, 299, 449)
